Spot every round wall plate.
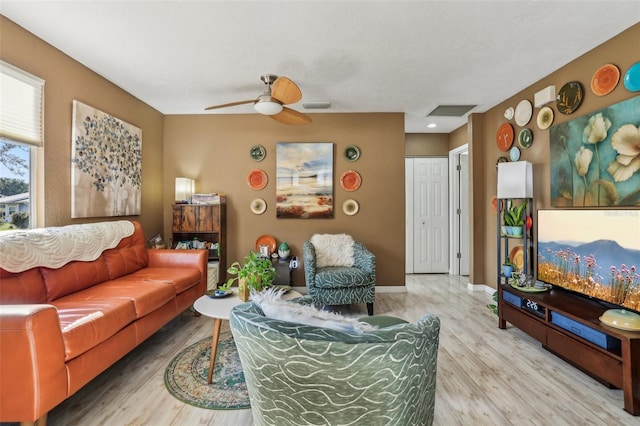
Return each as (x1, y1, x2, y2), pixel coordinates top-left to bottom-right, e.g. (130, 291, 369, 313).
(514, 100, 533, 126)
(509, 146, 521, 161)
(250, 145, 266, 161)
(344, 145, 360, 161)
(556, 81, 584, 114)
(518, 128, 533, 149)
(247, 169, 267, 190)
(250, 198, 266, 215)
(536, 106, 554, 130)
(342, 199, 359, 216)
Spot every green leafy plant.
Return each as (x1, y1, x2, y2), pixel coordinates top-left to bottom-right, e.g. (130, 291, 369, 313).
(226, 251, 276, 291)
(487, 291, 498, 316)
(503, 200, 527, 227)
(503, 257, 516, 268)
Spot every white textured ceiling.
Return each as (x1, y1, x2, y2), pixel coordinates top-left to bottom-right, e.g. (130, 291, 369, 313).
(2, 1, 639, 133)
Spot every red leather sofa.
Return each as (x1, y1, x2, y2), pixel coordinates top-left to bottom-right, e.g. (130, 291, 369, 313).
(0, 220, 207, 424)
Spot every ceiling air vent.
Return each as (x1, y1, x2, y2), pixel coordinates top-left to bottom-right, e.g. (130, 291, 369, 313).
(427, 105, 476, 117)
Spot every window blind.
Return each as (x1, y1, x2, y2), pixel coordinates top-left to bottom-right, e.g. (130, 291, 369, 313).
(0, 60, 45, 147)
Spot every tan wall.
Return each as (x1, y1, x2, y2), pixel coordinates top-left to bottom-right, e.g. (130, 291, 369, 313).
(448, 125, 468, 151)
(405, 133, 449, 156)
(472, 22, 640, 288)
(163, 113, 406, 286)
(0, 17, 166, 237)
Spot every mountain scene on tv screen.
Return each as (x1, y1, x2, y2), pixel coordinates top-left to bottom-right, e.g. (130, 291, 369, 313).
(538, 239, 640, 312)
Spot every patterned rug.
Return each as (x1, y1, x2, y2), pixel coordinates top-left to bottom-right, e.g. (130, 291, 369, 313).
(164, 331, 250, 410)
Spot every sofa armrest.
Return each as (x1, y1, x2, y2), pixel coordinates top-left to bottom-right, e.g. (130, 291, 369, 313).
(147, 248, 208, 292)
(0, 304, 68, 422)
(302, 241, 317, 289)
(353, 241, 375, 275)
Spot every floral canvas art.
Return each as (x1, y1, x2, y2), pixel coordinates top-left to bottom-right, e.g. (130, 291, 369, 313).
(549, 95, 640, 207)
(71, 101, 142, 218)
(276, 142, 333, 218)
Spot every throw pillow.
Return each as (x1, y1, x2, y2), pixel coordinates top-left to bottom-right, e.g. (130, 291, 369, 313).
(251, 288, 376, 333)
(310, 233, 354, 268)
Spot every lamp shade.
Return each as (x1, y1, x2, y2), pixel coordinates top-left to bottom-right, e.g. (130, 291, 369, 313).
(175, 177, 194, 203)
(254, 99, 283, 115)
(497, 161, 533, 199)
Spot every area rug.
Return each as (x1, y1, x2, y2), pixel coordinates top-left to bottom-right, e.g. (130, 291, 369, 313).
(164, 331, 250, 410)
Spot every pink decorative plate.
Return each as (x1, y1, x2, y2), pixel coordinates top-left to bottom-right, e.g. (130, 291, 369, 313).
(340, 170, 362, 191)
(247, 169, 267, 190)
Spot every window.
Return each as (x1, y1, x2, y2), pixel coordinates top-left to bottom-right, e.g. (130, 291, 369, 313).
(0, 60, 44, 230)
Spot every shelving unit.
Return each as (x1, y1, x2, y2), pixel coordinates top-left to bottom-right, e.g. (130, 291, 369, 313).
(495, 197, 533, 285)
(172, 196, 226, 284)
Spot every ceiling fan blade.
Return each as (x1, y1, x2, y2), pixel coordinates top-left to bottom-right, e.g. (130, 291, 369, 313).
(271, 77, 302, 105)
(270, 107, 312, 125)
(204, 99, 255, 111)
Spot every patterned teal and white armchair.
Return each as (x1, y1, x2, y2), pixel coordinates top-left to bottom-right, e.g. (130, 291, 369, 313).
(229, 299, 441, 426)
(303, 234, 375, 315)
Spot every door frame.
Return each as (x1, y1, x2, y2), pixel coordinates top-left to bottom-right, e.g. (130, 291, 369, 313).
(448, 144, 469, 275)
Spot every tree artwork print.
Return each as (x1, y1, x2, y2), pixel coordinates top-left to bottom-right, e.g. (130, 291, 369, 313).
(71, 101, 142, 218)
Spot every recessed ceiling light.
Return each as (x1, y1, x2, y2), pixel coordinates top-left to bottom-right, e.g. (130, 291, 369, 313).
(427, 123, 438, 128)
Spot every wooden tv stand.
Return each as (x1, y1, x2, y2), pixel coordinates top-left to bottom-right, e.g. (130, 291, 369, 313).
(498, 284, 640, 415)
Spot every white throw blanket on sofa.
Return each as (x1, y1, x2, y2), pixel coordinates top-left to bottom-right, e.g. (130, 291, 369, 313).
(0, 220, 134, 273)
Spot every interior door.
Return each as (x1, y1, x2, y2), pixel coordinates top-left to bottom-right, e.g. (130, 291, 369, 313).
(459, 152, 470, 276)
(413, 158, 449, 273)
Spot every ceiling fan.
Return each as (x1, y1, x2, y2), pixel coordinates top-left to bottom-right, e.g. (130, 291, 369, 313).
(205, 74, 311, 125)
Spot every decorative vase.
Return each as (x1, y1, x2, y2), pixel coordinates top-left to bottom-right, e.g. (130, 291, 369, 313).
(238, 278, 250, 302)
(504, 226, 523, 237)
(278, 242, 290, 259)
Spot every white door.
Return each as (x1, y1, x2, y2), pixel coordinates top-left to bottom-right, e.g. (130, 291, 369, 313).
(413, 158, 449, 273)
(405, 158, 415, 273)
(459, 152, 470, 276)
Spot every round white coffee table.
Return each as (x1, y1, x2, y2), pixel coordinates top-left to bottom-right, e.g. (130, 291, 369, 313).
(194, 289, 302, 383)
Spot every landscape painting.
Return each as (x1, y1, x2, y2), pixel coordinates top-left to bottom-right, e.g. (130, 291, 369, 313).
(71, 101, 142, 218)
(276, 142, 333, 218)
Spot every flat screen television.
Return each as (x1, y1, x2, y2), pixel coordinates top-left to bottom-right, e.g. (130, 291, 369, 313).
(537, 209, 640, 314)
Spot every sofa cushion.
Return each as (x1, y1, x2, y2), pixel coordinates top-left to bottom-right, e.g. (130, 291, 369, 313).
(40, 258, 111, 301)
(314, 266, 371, 289)
(310, 234, 354, 267)
(82, 279, 176, 318)
(103, 222, 148, 280)
(125, 267, 202, 294)
(0, 268, 47, 304)
(50, 297, 137, 361)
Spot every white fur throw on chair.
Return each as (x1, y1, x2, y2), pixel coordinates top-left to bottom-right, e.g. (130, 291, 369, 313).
(310, 233, 355, 268)
(250, 289, 376, 333)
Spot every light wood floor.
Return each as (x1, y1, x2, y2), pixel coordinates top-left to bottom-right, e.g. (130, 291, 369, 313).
(43, 274, 637, 425)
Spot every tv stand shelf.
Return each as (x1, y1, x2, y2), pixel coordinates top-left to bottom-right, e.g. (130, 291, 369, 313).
(498, 284, 640, 415)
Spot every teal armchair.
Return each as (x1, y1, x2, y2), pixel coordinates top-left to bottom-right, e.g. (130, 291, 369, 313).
(303, 238, 375, 315)
(229, 298, 441, 426)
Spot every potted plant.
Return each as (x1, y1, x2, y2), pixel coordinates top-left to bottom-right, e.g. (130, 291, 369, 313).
(503, 200, 527, 237)
(502, 257, 516, 278)
(226, 251, 276, 301)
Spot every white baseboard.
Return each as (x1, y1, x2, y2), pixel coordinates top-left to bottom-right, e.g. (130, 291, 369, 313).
(467, 283, 496, 295)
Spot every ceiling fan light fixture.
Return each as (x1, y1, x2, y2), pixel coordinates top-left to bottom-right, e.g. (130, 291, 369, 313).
(254, 98, 283, 115)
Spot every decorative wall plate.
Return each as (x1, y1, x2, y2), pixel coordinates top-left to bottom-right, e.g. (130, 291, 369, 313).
(344, 145, 360, 161)
(504, 107, 514, 120)
(514, 100, 533, 126)
(518, 128, 533, 149)
(496, 123, 514, 151)
(342, 199, 359, 216)
(509, 146, 521, 161)
(340, 170, 362, 191)
(536, 106, 554, 130)
(255, 235, 276, 253)
(250, 145, 266, 161)
(510, 245, 524, 271)
(623, 61, 640, 92)
(591, 64, 620, 96)
(250, 198, 266, 215)
(490, 196, 502, 214)
(556, 81, 584, 114)
(247, 169, 267, 190)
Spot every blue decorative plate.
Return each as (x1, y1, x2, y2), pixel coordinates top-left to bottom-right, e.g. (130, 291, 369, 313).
(623, 61, 640, 92)
(509, 146, 521, 161)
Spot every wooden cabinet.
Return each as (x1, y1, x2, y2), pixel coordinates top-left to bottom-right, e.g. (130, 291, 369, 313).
(498, 284, 640, 415)
(172, 197, 226, 283)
